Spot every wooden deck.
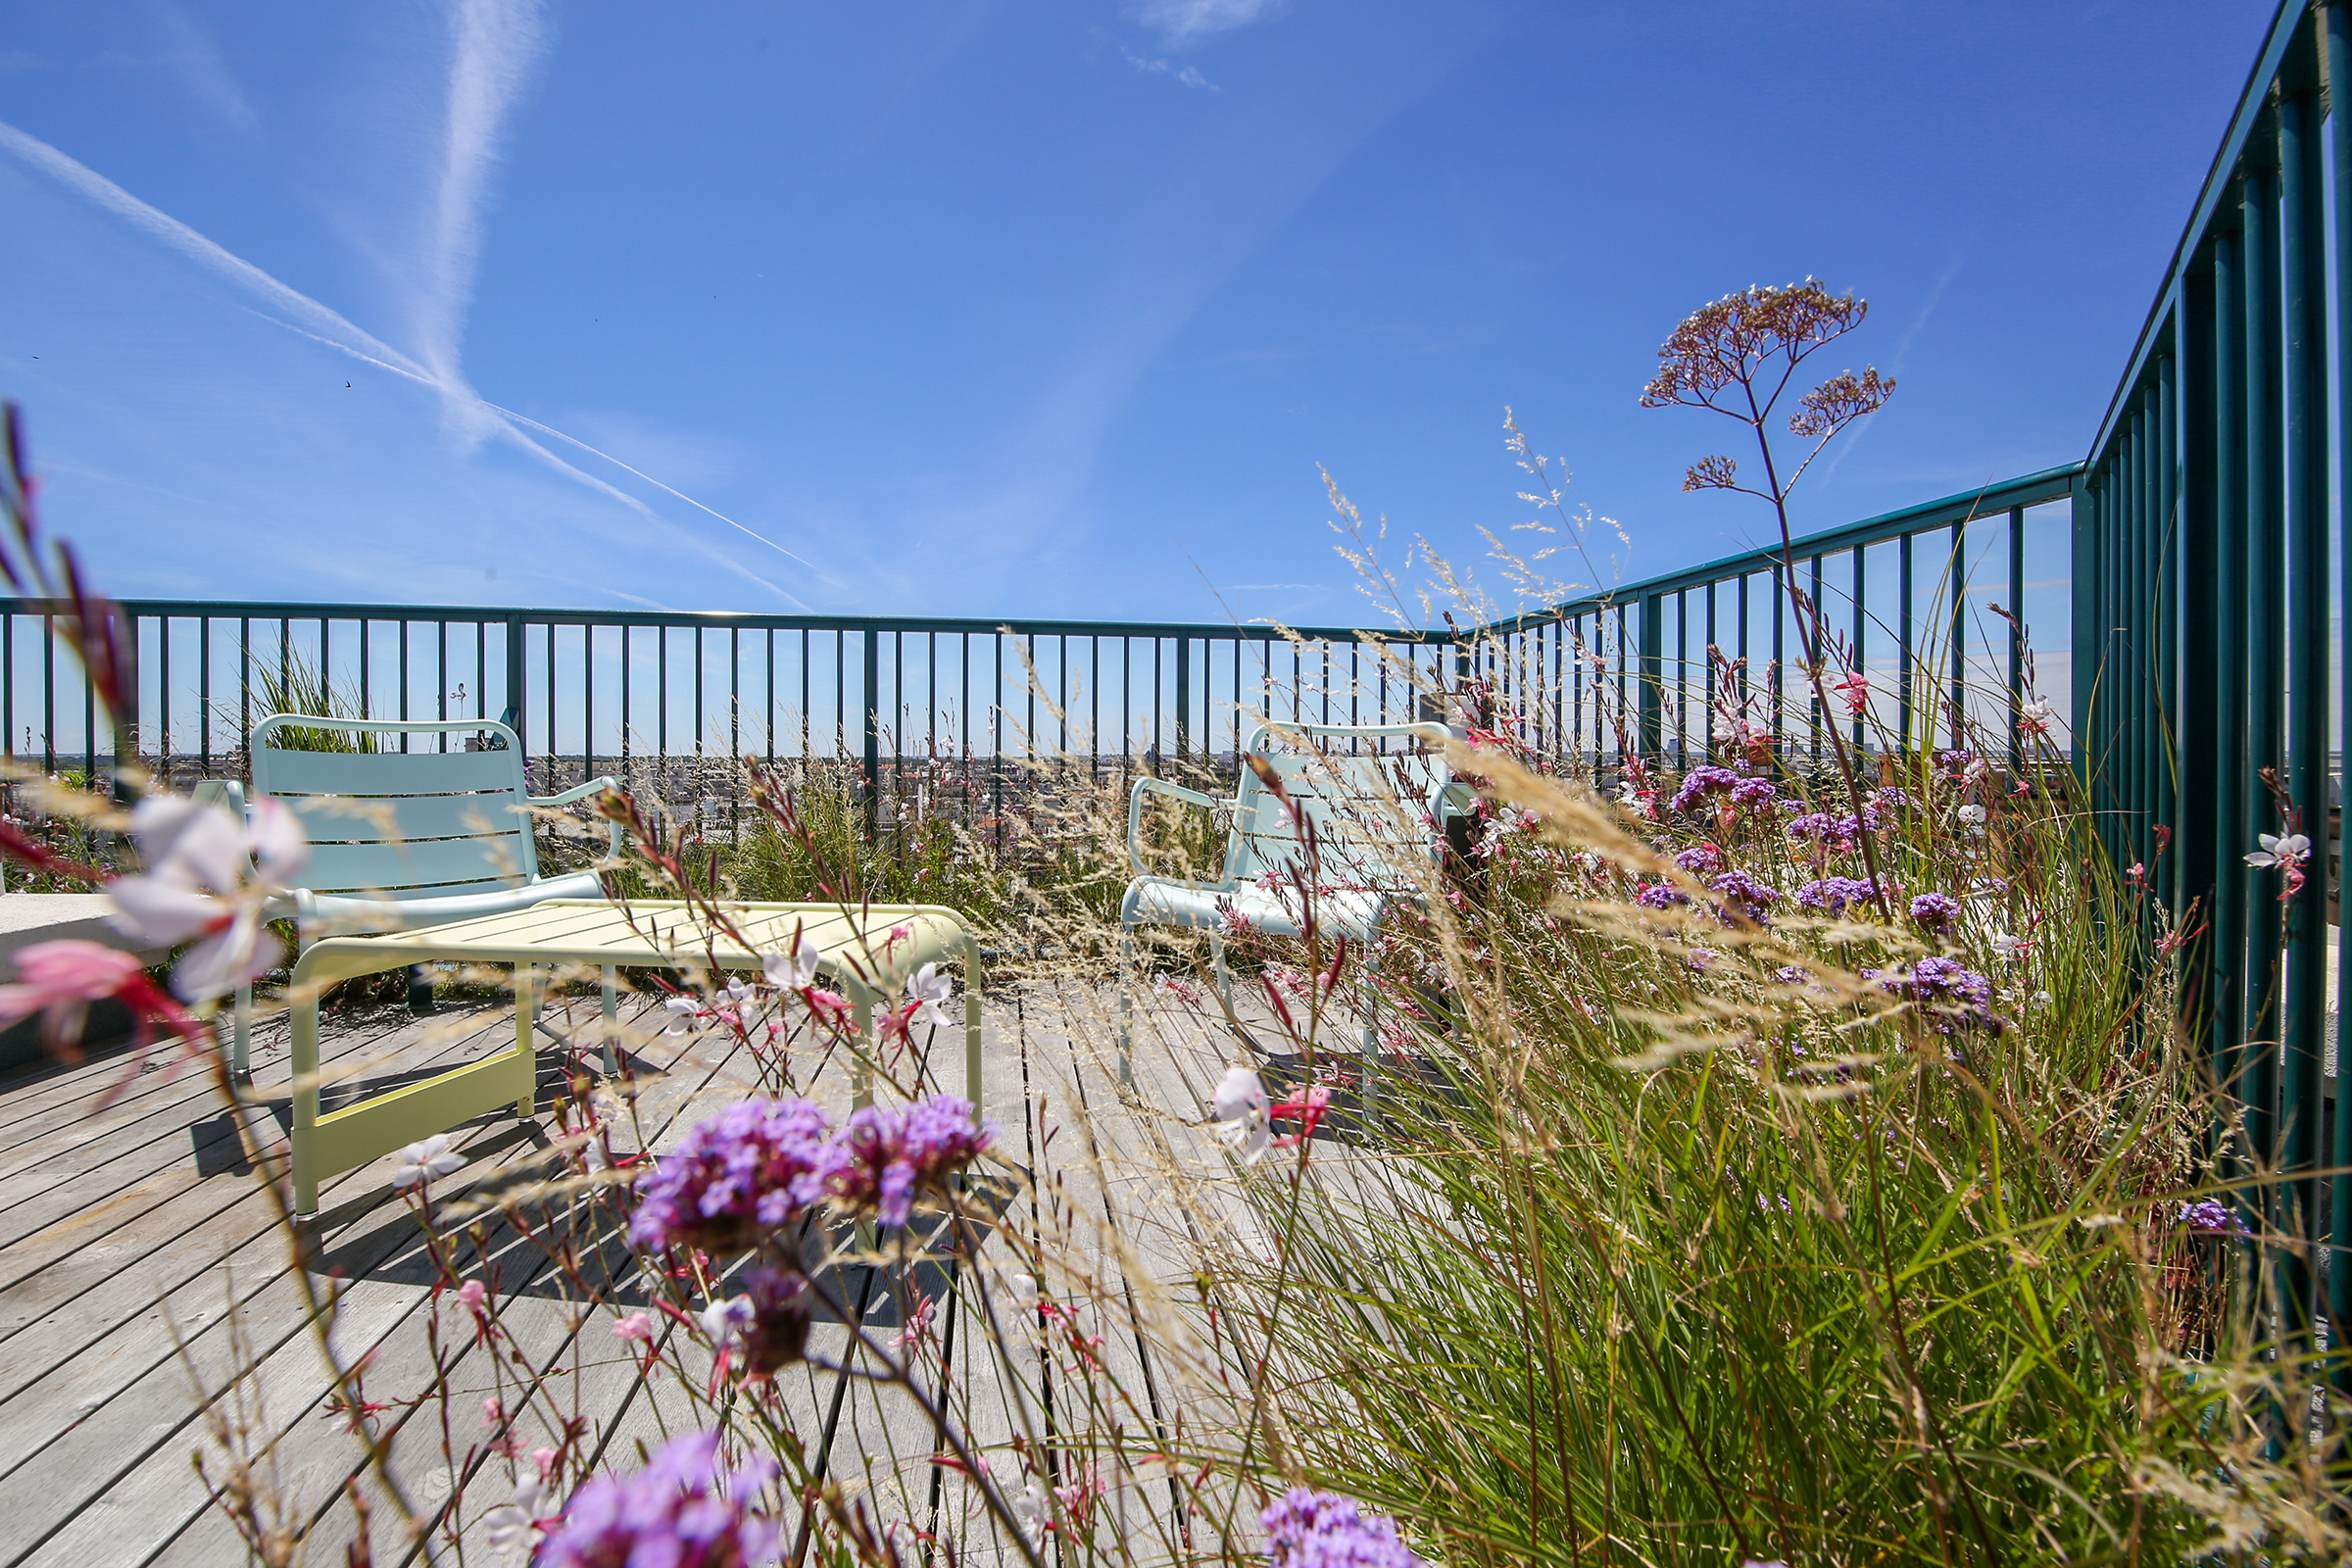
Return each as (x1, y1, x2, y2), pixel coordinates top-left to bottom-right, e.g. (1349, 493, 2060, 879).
(0, 974, 1239, 1566)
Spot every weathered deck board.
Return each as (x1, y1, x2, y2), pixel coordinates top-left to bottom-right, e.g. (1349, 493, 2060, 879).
(0, 973, 1249, 1567)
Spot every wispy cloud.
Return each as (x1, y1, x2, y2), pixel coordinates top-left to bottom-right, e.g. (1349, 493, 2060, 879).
(146, 2, 259, 137)
(1121, 46, 1218, 90)
(1818, 253, 1963, 487)
(414, 0, 550, 440)
(1132, 0, 1282, 48)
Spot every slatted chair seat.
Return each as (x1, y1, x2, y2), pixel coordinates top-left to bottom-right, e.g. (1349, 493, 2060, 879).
(226, 714, 624, 1080)
(1116, 719, 1464, 1087)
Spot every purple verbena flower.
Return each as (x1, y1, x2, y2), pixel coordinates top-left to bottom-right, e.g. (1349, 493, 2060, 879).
(1793, 876, 1883, 916)
(735, 1267, 813, 1376)
(535, 1430, 780, 1568)
(1636, 881, 1690, 910)
(1867, 956, 2001, 1034)
(1872, 786, 1912, 809)
(1674, 843, 1725, 876)
(1909, 892, 1963, 932)
(832, 1096, 995, 1228)
(2181, 1199, 2241, 1234)
(1786, 811, 1838, 843)
(1709, 869, 1781, 923)
(1260, 1489, 1427, 1568)
(629, 1099, 846, 1254)
(1730, 776, 1778, 809)
(1668, 765, 1744, 814)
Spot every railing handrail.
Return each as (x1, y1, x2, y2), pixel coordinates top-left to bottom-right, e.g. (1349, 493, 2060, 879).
(1476, 462, 2083, 634)
(8, 598, 1453, 648)
(2086, 0, 2303, 460)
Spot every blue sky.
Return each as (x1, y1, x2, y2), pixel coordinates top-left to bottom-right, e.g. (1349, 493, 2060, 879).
(0, 0, 2273, 627)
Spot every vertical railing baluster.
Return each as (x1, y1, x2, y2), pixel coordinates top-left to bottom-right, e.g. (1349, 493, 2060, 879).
(2280, 85, 2329, 1323)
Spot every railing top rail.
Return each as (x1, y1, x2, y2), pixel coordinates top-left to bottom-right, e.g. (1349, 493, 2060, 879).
(2087, 0, 2305, 460)
(1478, 462, 2083, 634)
(3, 600, 1453, 647)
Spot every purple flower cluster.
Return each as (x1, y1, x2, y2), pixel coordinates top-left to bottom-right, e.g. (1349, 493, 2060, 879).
(1260, 1489, 1427, 1568)
(535, 1431, 780, 1568)
(1872, 786, 1912, 809)
(1674, 843, 1725, 875)
(736, 1267, 813, 1374)
(1794, 876, 1883, 916)
(1868, 956, 1999, 1033)
(833, 1096, 996, 1228)
(1709, 869, 1781, 923)
(1908, 892, 1963, 932)
(1668, 765, 1744, 814)
(631, 1095, 995, 1250)
(1790, 805, 1884, 844)
(2181, 1199, 2241, 1234)
(1636, 881, 1690, 910)
(629, 1099, 844, 1253)
(1731, 776, 1778, 809)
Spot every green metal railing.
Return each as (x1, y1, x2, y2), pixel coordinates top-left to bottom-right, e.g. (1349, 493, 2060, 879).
(1469, 466, 2082, 774)
(2074, 0, 2346, 1338)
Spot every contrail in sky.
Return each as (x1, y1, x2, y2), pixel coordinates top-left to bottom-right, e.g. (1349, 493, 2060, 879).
(0, 110, 817, 605)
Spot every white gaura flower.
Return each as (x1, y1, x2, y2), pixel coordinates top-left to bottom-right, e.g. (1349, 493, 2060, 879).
(482, 1476, 549, 1557)
(390, 1133, 465, 1190)
(906, 961, 954, 1028)
(722, 977, 752, 1004)
(1012, 1481, 1051, 1543)
(662, 995, 702, 1036)
(763, 934, 821, 991)
(107, 795, 310, 1003)
(1955, 804, 1988, 827)
(2245, 832, 2312, 868)
(700, 1294, 753, 1348)
(1990, 931, 2027, 962)
(1210, 1063, 1271, 1164)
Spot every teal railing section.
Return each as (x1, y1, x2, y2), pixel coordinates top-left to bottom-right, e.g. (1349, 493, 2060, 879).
(2075, 0, 2349, 1337)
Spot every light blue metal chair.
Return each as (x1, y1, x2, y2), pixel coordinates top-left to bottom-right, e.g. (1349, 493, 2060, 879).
(226, 714, 624, 1081)
(1116, 719, 1464, 1087)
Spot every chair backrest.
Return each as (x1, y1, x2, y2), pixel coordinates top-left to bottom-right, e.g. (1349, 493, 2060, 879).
(1227, 724, 1450, 893)
(251, 715, 543, 901)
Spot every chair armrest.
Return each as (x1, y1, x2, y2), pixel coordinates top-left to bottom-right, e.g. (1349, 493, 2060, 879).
(528, 775, 624, 854)
(1126, 775, 1223, 881)
(528, 775, 621, 808)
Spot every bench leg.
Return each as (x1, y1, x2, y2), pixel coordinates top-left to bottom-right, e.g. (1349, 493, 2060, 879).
(514, 966, 539, 1119)
(600, 964, 620, 1076)
(853, 998, 873, 1109)
(291, 985, 321, 1219)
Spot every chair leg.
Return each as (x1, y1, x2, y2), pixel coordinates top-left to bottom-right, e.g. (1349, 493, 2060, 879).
(1116, 927, 1137, 1089)
(1209, 931, 1235, 1014)
(600, 965, 620, 1076)
(231, 982, 253, 1084)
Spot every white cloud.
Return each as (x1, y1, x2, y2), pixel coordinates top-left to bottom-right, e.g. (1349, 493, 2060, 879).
(148, 2, 259, 136)
(1121, 47, 1219, 90)
(1132, 0, 1281, 48)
